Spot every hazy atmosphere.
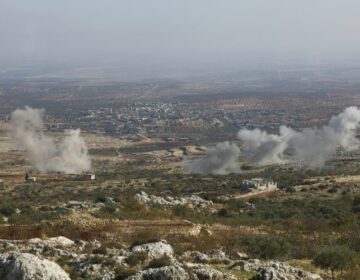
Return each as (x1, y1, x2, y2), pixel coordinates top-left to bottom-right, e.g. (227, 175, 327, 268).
(1, 0, 360, 69)
(1, 2, 360, 279)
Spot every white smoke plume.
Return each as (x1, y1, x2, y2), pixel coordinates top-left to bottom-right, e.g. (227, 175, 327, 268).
(238, 106, 360, 167)
(10, 106, 91, 174)
(183, 141, 240, 174)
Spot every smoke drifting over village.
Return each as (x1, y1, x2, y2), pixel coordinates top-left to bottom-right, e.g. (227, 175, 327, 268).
(10, 106, 91, 174)
(185, 107, 360, 174)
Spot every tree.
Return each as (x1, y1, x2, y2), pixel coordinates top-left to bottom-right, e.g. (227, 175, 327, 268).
(313, 245, 354, 280)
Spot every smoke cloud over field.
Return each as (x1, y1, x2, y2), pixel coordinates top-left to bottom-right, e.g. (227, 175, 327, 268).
(10, 106, 91, 174)
(184, 107, 360, 174)
(238, 106, 360, 167)
(183, 141, 240, 175)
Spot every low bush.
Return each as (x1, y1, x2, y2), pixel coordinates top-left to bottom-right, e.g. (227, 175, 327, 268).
(125, 252, 148, 266)
(0, 204, 16, 216)
(146, 255, 172, 269)
(240, 235, 292, 260)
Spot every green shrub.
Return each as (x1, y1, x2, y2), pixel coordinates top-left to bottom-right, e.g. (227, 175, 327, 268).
(0, 204, 16, 216)
(114, 268, 137, 280)
(241, 235, 292, 260)
(285, 186, 296, 193)
(103, 204, 116, 214)
(146, 256, 172, 269)
(218, 208, 231, 217)
(352, 195, 360, 213)
(125, 252, 148, 266)
(92, 246, 107, 255)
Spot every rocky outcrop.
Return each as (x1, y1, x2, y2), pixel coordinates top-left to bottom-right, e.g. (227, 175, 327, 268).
(230, 259, 261, 272)
(131, 240, 174, 260)
(134, 191, 213, 208)
(0, 238, 322, 280)
(238, 260, 322, 280)
(29, 236, 75, 248)
(0, 253, 70, 280)
(192, 267, 225, 280)
(61, 198, 116, 211)
(127, 265, 189, 280)
(76, 262, 115, 280)
(182, 249, 229, 264)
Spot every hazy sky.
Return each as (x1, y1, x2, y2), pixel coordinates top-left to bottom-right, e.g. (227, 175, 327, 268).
(1, 0, 360, 69)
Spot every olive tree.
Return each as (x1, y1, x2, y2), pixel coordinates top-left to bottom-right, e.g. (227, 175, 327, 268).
(313, 245, 354, 280)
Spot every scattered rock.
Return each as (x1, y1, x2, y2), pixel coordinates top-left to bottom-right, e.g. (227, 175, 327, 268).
(0, 238, 322, 280)
(77, 261, 115, 280)
(252, 261, 322, 280)
(134, 191, 213, 208)
(230, 259, 261, 272)
(182, 249, 229, 264)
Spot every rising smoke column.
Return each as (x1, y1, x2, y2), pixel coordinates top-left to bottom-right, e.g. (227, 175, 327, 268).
(237, 126, 295, 165)
(10, 106, 91, 174)
(237, 106, 360, 167)
(183, 141, 240, 174)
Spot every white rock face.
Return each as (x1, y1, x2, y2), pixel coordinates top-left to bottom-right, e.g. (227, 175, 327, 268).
(0, 253, 70, 280)
(131, 240, 174, 260)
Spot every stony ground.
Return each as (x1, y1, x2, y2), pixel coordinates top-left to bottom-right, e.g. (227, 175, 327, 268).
(0, 236, 323, 280)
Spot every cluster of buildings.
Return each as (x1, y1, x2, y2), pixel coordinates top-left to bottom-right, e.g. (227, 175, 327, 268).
(46, 102, 230, 140)
(41, 98, 341, 143)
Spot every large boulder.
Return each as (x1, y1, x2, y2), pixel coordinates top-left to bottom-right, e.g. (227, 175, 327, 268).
(0, 253, 70, 280)
(126, 265, 189, 280)
(43, 236, 75, 248)
(131, 240, 174, 260)
(134, 191, 152, 204)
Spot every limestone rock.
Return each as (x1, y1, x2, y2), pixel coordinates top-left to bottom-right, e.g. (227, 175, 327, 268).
(0, 253, 70, 280)
(44, 236, 75, 248)
(192, 267, 225, 280)
(131, 240, 174, 260)
(252, 261, 322, 280)
(126, 265, 189, 280)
